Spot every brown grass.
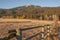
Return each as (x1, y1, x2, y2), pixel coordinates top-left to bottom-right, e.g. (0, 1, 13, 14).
(0, 19, 59, 40)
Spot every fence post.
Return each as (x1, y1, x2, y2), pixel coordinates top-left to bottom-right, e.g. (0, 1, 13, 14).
(20, 29, 22, 40)
(16, 29, 22, 40)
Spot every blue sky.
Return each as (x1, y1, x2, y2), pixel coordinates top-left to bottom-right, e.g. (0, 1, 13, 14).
(0, 0, 60, 9)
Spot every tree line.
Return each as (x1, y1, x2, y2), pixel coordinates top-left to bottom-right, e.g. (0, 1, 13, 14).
(0, 5, 60, 19)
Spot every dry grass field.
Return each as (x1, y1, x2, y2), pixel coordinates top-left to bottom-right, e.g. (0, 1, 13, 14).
(0, 19, 60, 40)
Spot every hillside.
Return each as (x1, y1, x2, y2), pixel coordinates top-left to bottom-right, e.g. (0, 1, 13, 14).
(0, 5, 60, 19)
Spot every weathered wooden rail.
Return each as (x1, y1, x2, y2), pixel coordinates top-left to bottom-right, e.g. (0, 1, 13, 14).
(17, 24, 60, 40)
(19, 25, 44, 40)
(8, 24, 60, 40)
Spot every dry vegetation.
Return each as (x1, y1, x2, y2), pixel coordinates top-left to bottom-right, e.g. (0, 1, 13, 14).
(0, 19, 60, 40)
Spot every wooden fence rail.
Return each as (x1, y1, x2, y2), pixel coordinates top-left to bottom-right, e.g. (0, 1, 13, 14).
(7, 24, 60, 40)
(17, 24, 51, 40)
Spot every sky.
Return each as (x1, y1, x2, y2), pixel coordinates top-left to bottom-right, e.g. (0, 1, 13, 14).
(0, 0, 60, 9)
